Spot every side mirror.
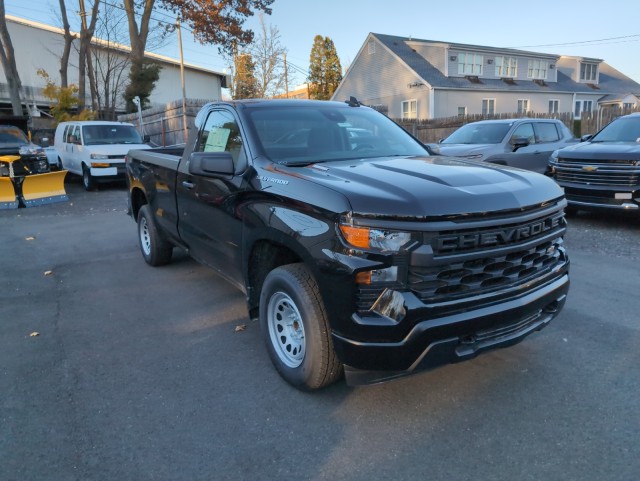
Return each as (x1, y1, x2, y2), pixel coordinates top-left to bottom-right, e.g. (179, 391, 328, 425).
(510, 136, 530, 151)
(580, 134, 593, 142)
(188, 151, 234, 176)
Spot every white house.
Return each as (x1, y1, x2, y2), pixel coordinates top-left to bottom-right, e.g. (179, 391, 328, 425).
(0, 15, 228, 117)
(332, 33, 640, 120)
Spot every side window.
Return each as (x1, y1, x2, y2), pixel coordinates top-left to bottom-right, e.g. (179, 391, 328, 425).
(196, 110, 245, 169)
(511, 123, 535, 144)
(72, 126, 81, 144)
(534, 123, 560, 143)
(62, 126, 69, 143)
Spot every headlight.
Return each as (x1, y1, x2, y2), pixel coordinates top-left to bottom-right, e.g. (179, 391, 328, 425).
(90, 153, 109, 160)
(19, 146, 44, 156)
(339, 224, 411, 252)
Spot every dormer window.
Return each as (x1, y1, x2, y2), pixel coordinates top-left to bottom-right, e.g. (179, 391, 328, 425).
(580, 62, 598, 82)
(527, 60, 548, 80)
(458, 53, 483, 75)
(495, 56, 517, 77)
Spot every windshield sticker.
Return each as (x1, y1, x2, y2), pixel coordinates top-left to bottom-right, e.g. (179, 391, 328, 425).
(204, 128, 230, 152)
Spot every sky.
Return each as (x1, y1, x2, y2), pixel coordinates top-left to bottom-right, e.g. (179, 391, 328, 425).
(5, 0, 640, 89)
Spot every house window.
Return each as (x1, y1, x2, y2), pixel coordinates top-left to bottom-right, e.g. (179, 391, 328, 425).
(401, 99, 417, 119)
(368, 39, 376, 55)
(482, 98, 495, 115)
(580, 63, 597, 82)
(458, 106, 467, 117)
(574, 100, 594, 118)
(548, 100, 559, 114)
(623, 102, 634, 110)
(495, 56, 517, 77)
(527, 60, 548, 79)
(458, 53, 483, 75)
(517, 99, 529, 114)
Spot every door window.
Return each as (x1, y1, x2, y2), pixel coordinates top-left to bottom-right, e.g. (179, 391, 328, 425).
(197, 110, 245, 170)
(511, 123, 535, 144)
(533, 123, 560, 143)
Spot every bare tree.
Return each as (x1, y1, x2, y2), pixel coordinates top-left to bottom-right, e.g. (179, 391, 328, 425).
(58, 0, 76, 88)
(0, 0, 24, 115)
(91, 2, 133, 119)
(251, 14, 286, 98)
(77, 0, 101, 112)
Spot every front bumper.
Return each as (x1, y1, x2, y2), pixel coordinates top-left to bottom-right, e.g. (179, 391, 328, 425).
(333, 273, 569, 386)
(558, 182, 640, 212)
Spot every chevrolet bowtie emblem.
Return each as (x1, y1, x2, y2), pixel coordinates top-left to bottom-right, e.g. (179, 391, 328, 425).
(583, 165, 598, 172)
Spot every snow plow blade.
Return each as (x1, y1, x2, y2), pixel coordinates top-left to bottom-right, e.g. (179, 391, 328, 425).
(21, 170, 69, 207)
(0, 176, 18, 209)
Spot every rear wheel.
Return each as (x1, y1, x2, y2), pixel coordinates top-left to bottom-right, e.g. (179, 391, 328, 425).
(260, 263, 342, 390)
(82, 164, 96, 191)
(137, 205, 173, 266)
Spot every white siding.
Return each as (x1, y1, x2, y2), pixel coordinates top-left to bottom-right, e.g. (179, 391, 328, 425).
(333, 36, 431, 118)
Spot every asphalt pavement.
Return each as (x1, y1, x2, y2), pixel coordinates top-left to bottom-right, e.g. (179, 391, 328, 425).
(1, 177, 639, 481)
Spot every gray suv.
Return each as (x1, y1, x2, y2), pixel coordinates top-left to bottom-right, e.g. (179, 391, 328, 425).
(430, 118, 576, 173)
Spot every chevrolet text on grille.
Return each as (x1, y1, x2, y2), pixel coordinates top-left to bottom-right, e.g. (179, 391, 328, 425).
(435, 213, 565, 252)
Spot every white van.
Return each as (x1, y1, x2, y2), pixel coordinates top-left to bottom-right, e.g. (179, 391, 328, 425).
(54, 121, 151, 190)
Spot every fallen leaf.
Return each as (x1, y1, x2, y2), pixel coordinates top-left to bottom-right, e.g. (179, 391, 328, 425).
(44, 270, 53, 276)
(234, 324, 247, 332)
(25, 236, 35, 241)
(30, 332, 39, 337)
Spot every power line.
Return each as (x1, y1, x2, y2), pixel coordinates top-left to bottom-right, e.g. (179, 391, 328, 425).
(512, 33, 640, 49)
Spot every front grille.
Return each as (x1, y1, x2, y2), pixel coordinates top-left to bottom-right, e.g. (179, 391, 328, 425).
(354, 207, 568, 311)
(407, 238, 564, 303)
(108, 154, 125, 160)
(554, 158, 640, 187)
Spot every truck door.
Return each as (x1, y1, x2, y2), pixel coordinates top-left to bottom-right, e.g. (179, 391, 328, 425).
(175, 109, 248, 288)
(500, 122, 543, 172)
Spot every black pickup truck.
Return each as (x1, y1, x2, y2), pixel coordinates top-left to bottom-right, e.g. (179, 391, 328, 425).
(548, 112, 640, 212)
(126, 99, 570, 390)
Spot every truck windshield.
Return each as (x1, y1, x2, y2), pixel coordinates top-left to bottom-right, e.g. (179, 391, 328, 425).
(246, 105, 428, 164)
(0, 126, 29, 145)
(442, 122, 511, 145)
(82, 125, 143, 145)
(591, 116, 640, 142)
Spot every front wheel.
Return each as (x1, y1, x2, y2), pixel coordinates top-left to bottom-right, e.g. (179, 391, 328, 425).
(82, 164, 96, 191)
(137, 205, 173, 266)
(260, 264, 342, 391)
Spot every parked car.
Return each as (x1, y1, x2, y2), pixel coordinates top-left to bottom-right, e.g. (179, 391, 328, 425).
(547, 112, 640, 212)
(429, 118, 576, 173)
(54, 121, 151, 190)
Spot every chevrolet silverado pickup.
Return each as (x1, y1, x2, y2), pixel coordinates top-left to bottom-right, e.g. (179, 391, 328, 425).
(548, 112, 640, 212)
(126, 99, 570, 390)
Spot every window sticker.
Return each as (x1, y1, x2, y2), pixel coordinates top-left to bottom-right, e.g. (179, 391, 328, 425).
(204, 128, 231, 152)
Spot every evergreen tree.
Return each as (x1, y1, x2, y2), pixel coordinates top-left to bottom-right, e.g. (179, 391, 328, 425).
(233, 53, 260, 99)
(308, 35, 342, 100)
(123, 60, 161, 113)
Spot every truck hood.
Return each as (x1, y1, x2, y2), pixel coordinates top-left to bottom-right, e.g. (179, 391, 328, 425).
(436, 144, 501, 158)
(557, 141, 640, 161)
(85, 143, 151, 157)
(275, 155, 563, 218)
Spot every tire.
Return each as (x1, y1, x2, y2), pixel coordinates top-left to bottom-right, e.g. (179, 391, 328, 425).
(82, 164, 96, 191)
(137, 205, 173, 266)
(259, 263, 342, 391)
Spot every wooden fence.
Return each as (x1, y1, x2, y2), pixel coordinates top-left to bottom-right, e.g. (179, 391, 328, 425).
(396, 107, 640, 144)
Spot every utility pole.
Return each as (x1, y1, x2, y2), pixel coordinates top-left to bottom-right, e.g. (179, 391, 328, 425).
(283, 53, 289, 99)
(177, 19, 188, 143)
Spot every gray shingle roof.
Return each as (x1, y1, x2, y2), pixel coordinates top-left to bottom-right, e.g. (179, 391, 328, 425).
(371, 33, 640, 95)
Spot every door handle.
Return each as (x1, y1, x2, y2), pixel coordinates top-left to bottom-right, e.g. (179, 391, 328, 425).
(182, 180, 195, 189)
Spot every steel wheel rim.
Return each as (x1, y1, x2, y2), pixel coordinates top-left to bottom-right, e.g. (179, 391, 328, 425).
(139, 217, 151, 256)
(267, 291, 305, 368)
